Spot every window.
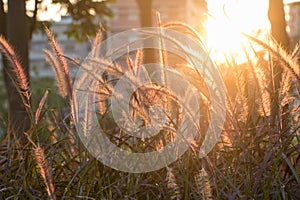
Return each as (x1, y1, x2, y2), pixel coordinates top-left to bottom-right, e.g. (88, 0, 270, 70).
(64, 43, 75, 52)
(112, 7, 119, 20)
(31, 42, 45, 52)
(128, 35, 137, 43)
(289, 13, 295, 21)
(128, 8, 138, 21)
(288, 25, 295, 34)
(158, 7, 168, 20)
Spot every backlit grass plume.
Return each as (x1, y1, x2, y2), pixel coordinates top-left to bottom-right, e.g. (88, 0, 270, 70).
(35, 145, 56, 200)
(246, 34, 300, 83)
(45, 26, 72, 99)
(0, 21, 299, 199)
(0, 36, 30, 101)
(44, 50, 68, 98)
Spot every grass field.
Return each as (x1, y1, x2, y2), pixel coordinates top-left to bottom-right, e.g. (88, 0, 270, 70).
(0, 24, 299, 199)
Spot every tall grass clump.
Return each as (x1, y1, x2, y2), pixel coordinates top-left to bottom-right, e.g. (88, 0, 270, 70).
(0, 21, 299, 199)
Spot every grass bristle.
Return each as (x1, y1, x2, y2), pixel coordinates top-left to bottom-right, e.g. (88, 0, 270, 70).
(0, 21, 299, 199)
(166, 167, 182, 200)
(44, 50, 68, 98)
(45, 26, 72, 98)
(0, 36, 30, 99)
(35, 146, 56, 200)
(193, 168, 213, 200)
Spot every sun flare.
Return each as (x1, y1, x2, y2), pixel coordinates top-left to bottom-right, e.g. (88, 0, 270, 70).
(206, 0, 270, 63)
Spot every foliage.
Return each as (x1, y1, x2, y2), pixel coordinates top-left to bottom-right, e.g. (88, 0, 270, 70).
(0, 22, 299, 199)
(52, 0, 115, 42)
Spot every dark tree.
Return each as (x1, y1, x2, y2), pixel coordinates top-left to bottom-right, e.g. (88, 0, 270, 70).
(1, 0, 30, 139)
(136, 0, 155, 64)
(136, 0, 153, 27)
(268, 0, 290, 49)
(268, 0, 290, 126)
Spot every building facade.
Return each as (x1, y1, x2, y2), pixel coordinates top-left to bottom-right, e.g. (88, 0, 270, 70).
(109, 0, 206, 33)
(30, 16, 90, 77)
(285, 1, 300, 48)
(29, 0, 207, 76)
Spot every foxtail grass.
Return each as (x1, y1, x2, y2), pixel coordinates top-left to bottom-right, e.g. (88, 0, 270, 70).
(0, 22, 299, 199)
(35, 145, 56, 200)
(0, 36, 31, 103)
(45, 26, 73, 100)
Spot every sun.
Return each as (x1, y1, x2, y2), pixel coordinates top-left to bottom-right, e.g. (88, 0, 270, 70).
(206, 0, 270, 64)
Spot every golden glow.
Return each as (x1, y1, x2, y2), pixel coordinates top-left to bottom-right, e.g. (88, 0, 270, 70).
(206, 0, 270, 63)
(26, 0, 64, 21)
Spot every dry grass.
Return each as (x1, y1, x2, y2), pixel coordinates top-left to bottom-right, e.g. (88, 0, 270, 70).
(0, 36, 31, 104)
(35, 146, 56, 200)
(0, 22, 299, 199)
(45, 26, 73, 101)
(44, 50, 68, 98)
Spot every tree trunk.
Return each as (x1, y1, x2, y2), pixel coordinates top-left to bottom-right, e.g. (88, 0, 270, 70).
(0, 0, 5, 36)
(268, 0, 290, 127)
(2, 0, 30, 139)
(136, 0, 155, 65)
(136, 0, 152, 28)
(268, 0, 290, 49)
